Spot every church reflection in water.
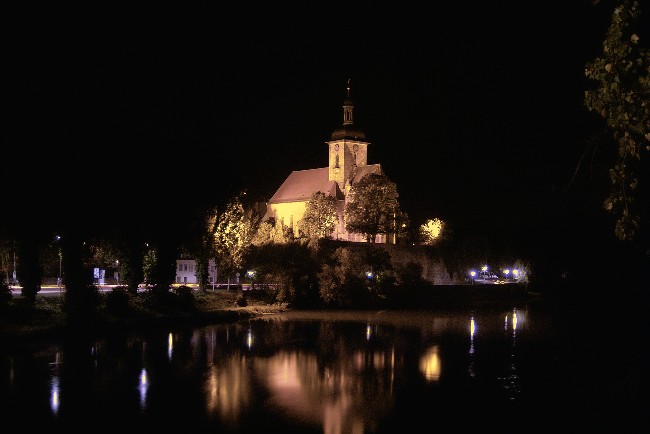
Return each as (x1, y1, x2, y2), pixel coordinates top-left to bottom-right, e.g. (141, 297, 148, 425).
(4, 307, 559, 432)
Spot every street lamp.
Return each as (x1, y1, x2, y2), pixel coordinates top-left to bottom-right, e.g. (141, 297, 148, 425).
(504, 269, 510, 281)
(470, 270, 476, 285)
(55, 235, 62, 288)
(246, 270, 255, 290)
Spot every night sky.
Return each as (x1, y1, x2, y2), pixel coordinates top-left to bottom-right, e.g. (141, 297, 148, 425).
(5, 1, 641, 259)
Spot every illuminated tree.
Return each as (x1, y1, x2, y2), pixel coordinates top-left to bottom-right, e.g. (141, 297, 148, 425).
(344, 173, 403, 243)
(584, 0, 649, 242)
(252, 217, 294, 245)
(419, 218, 446, 245)
(213, 192, 255, 288)
(298, 192, 338, 239)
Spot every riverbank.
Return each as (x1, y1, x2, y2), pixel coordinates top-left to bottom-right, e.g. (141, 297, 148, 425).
(0, 284, 537, 342)
(0, 289, 290, 342)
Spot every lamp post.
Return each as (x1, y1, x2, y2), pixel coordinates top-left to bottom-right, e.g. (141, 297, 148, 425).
(55, 235, 62, 289)
(470, 270, 476, 285)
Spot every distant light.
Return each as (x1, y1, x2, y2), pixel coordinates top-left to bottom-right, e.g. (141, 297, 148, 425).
(470, 270, 476, 277)
(481, 265, 488, 272)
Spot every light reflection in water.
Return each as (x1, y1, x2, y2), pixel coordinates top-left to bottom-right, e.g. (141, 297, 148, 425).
(50, 376, 60, 415)
(139, 368, 149, 409)
(247, 329, 253, 349)
(49, 351, 62, 415)
(419, 346, 441, 382)
(501, 308, 521, 399)
(468, 315, 476, 377)
(204, 357, 251, 424)
(1, 309, 549, 431)
(251, 344, 396, 434)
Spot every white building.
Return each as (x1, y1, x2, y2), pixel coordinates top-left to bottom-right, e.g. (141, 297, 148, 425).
(175, 258, 217, 285)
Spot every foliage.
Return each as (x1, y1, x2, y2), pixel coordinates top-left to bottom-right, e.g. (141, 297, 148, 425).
(584, 0, 650, 242)
(143, 241, 177, 290)
(317, 244, 395, 307)
(251, 217, 294, 245)
(0, 237, 16, 286)
(61, 233, 99, 322)
(105, 286, 131, 316)
(118, 239, 145, 293)
(16, 234, 43, 301)
(213, 192, 255, 283)
(244, 241, 320, 307)
(344, 173, 403, 243)
(395, 261, 428, 286)
(185, 208, 217, 291)
(419, 218, 446, 245)
(86, 237, 120, 269)
(298, 192, 339, 239)
(172, 284, 196, 311)
(142, 247, 157, 286)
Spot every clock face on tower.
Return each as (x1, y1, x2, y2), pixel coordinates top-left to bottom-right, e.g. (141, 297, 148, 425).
(334, 144, 339, 151)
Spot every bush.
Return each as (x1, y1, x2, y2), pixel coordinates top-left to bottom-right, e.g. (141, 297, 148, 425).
(106, 286, 131, 316)
(172, 285, 196, 311)
(235, 294, 247, 307)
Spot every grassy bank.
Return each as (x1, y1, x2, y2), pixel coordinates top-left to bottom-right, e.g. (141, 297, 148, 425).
(0, 289, 289, 342)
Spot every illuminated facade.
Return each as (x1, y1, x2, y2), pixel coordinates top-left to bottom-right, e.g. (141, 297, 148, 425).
(262, 81, 387, 243)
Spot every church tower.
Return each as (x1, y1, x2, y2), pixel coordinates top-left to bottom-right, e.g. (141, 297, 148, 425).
(326, 80, 370, 196)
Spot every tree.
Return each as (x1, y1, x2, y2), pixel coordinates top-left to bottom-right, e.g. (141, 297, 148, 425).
(16, 233, 43, 301)
(419, 218, 446, 245)
(178, 206, 218, 291)
(344, 173, 402, 243)
(213, 192, 254, 288)
(584, 0, 650, 242)
(298, 192, 339, 239)
(251, 217, 294, 245)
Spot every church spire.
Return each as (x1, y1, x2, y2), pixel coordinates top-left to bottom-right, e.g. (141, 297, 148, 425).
(343, 79, 353, 126)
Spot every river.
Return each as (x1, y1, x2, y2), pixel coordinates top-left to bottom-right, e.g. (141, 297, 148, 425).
(1, 299, 646, 433)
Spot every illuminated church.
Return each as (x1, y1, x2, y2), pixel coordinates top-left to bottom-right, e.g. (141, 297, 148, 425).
(262, 81, 389, 243)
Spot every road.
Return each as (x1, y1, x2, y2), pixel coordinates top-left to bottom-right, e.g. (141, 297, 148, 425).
(8, 283, 251, 298)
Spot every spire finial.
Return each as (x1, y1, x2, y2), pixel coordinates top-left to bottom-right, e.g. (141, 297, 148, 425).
(346, 79, 351, 98)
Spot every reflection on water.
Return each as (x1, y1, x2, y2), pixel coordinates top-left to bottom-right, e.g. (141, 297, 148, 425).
(2, 305, 645, 431)
(419, 346, 441, 382)
(499, 309, 521, 400)
(139, 368, 148, 409)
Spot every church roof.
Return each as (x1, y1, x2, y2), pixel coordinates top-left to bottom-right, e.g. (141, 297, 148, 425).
(268, 168, 344, 204)
(330, 126, 366, 141)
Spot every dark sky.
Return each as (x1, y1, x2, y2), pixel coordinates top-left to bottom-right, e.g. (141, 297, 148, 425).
(5, 1, 633, 248)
